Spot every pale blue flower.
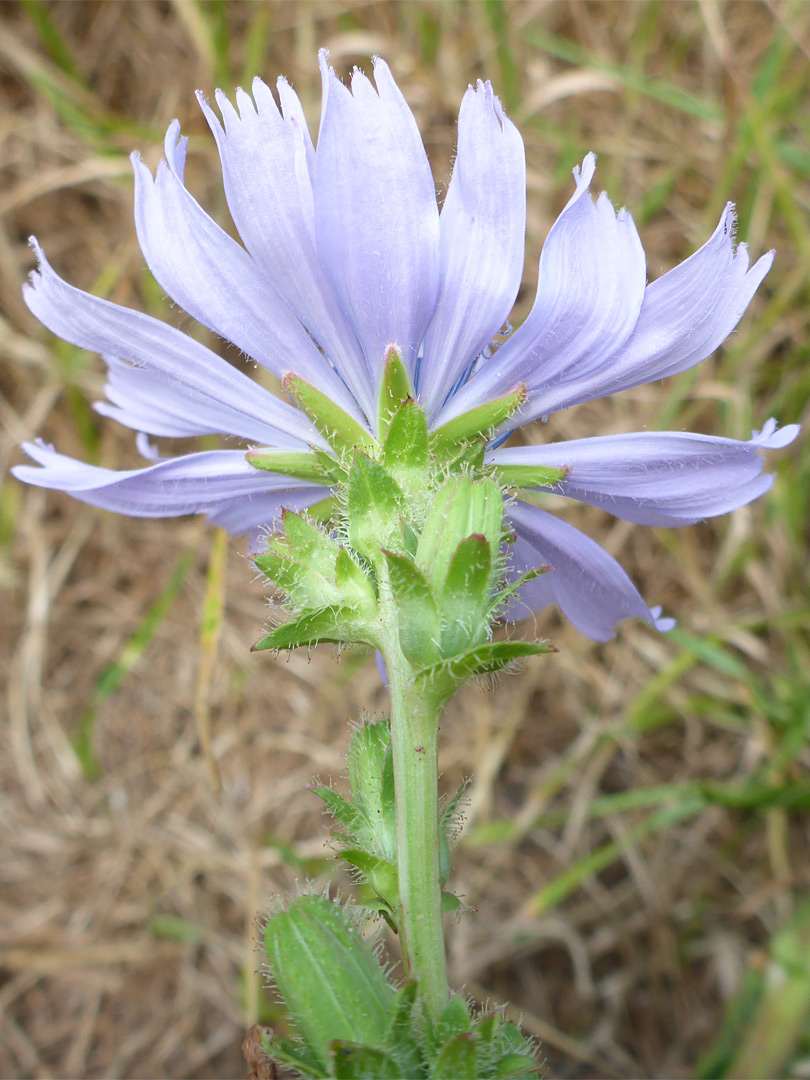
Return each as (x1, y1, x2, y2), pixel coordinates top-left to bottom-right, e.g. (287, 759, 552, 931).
(14, 53, 797, 640)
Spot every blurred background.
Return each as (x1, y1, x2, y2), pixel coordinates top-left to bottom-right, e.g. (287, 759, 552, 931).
(1, 1, 809, 1077)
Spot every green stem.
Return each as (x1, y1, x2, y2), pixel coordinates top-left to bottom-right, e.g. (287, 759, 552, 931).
(377, 561, 449, 1022)
(387, 654, 449, 1021)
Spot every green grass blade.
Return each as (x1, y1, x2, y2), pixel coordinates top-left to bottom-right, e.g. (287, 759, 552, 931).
(699, 900, 810, 1079)
(526, 796, 705, 915)
(20, 0, 86, 84)
(521, 26, 722, 122)
(195, 528, 227, 792)
(73, 552, 193, 779)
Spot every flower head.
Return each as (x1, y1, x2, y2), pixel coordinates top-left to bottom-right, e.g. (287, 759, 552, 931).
(14, 52, 797, 641)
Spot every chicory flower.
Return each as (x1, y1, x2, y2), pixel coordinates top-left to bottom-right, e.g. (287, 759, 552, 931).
(13, 52, 797, 641)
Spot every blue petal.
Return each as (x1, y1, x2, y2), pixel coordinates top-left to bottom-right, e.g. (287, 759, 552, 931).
(506, 503, 672, 641)
(314, 53, 440, 384)
(418, 81, 526, 418)
(439, 153, 646, 427)
(197, 82, 375, 420)
(13, 442, 327, 533)
(133, 123, 365, 422)
(23, 242, 317, 449)
(490, 421, 798, 526)
(93, 356, 323, 446)
(525, 204, 774, 417)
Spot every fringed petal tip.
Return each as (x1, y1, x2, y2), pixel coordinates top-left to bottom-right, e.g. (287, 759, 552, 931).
(572, 151, 597, 192)
(649, 606, 676, 633)
(752, 417, 800, 449)
(464, 77, 508, 132)
(482, 79, 509, 129)
(712, 202, 776, 278)
(23, 239, 57, 310)
(18, 436, 52, 459)
(135, 433, 161, 461)
(26, 235, 44, 267)
(717, 201, 738, 243)
(318, 47, 332, 84)
(12, 439, 100, 490)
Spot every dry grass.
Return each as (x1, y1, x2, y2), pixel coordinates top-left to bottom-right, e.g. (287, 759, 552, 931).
(2, 2, 809, 1077)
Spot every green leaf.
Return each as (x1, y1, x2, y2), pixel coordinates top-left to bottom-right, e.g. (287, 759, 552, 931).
(445, 439, 487, 474)
(378, 731, 397, 856)
(252, 551, 341, 610)
(252, 606, 376, 652)
(245, 447, 336, 484)
(357, 897, 397, 929)
(331, 1041, 403, 1079)
(347, 722, 398, 862)
(311, 786, 364, 839)
(432, 1033, 479, 1079)
(261, 1033, 328, 1079)
(484, 1015, 538, 1071)
(259, 520, 377, 617)
(440, 780, 469, 841)
(417, 477, 503, 595)
(491, 565, 550, 619)
(441, 890, 463, 913)
(385, 979, 418, 1030)
(436, 995, 472, 1044)
(284, 372, 377, 456)
(277, 510, 341, 579)
(474, 1011, 519, 1069)
(400, 518, 420, 557)
(348, 721, 390, 815)
(522, 24, 722, 122)
(474, 1012, 498, 1044)
(20, 0, 87, 83)
(313, 447, 347, 477)
(383, 550, 441, 667)
(439, 780, 468, 886)
(335, 548, 377, 611)
(263, 896, 394, 1072)
(341, 849, 400, 909)
(712, 898, 810, 1080)
(382, 399, 430, 494)
(302, 496, 338, 524)
(430, 387, 526, 456)
(347, 452, 405, 563)
(439, 534, 493, 657)
(414, 639, 555, 694)
(383, 982, 423, 1077)
(493, 1053, 541, 1078)
(377, 346, 414, 442)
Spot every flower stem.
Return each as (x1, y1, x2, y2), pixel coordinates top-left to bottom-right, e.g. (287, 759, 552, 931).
(385, 649, 449, 1021)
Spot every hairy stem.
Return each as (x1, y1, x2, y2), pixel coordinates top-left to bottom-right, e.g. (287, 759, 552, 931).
(378, 568, 449, 1021)
(390, 667, 448, 1019)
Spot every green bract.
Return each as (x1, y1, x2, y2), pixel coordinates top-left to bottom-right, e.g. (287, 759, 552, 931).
(251, 349, 551, 702)
(284, 371, 378, 457)
(429, 386, 526, 459)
